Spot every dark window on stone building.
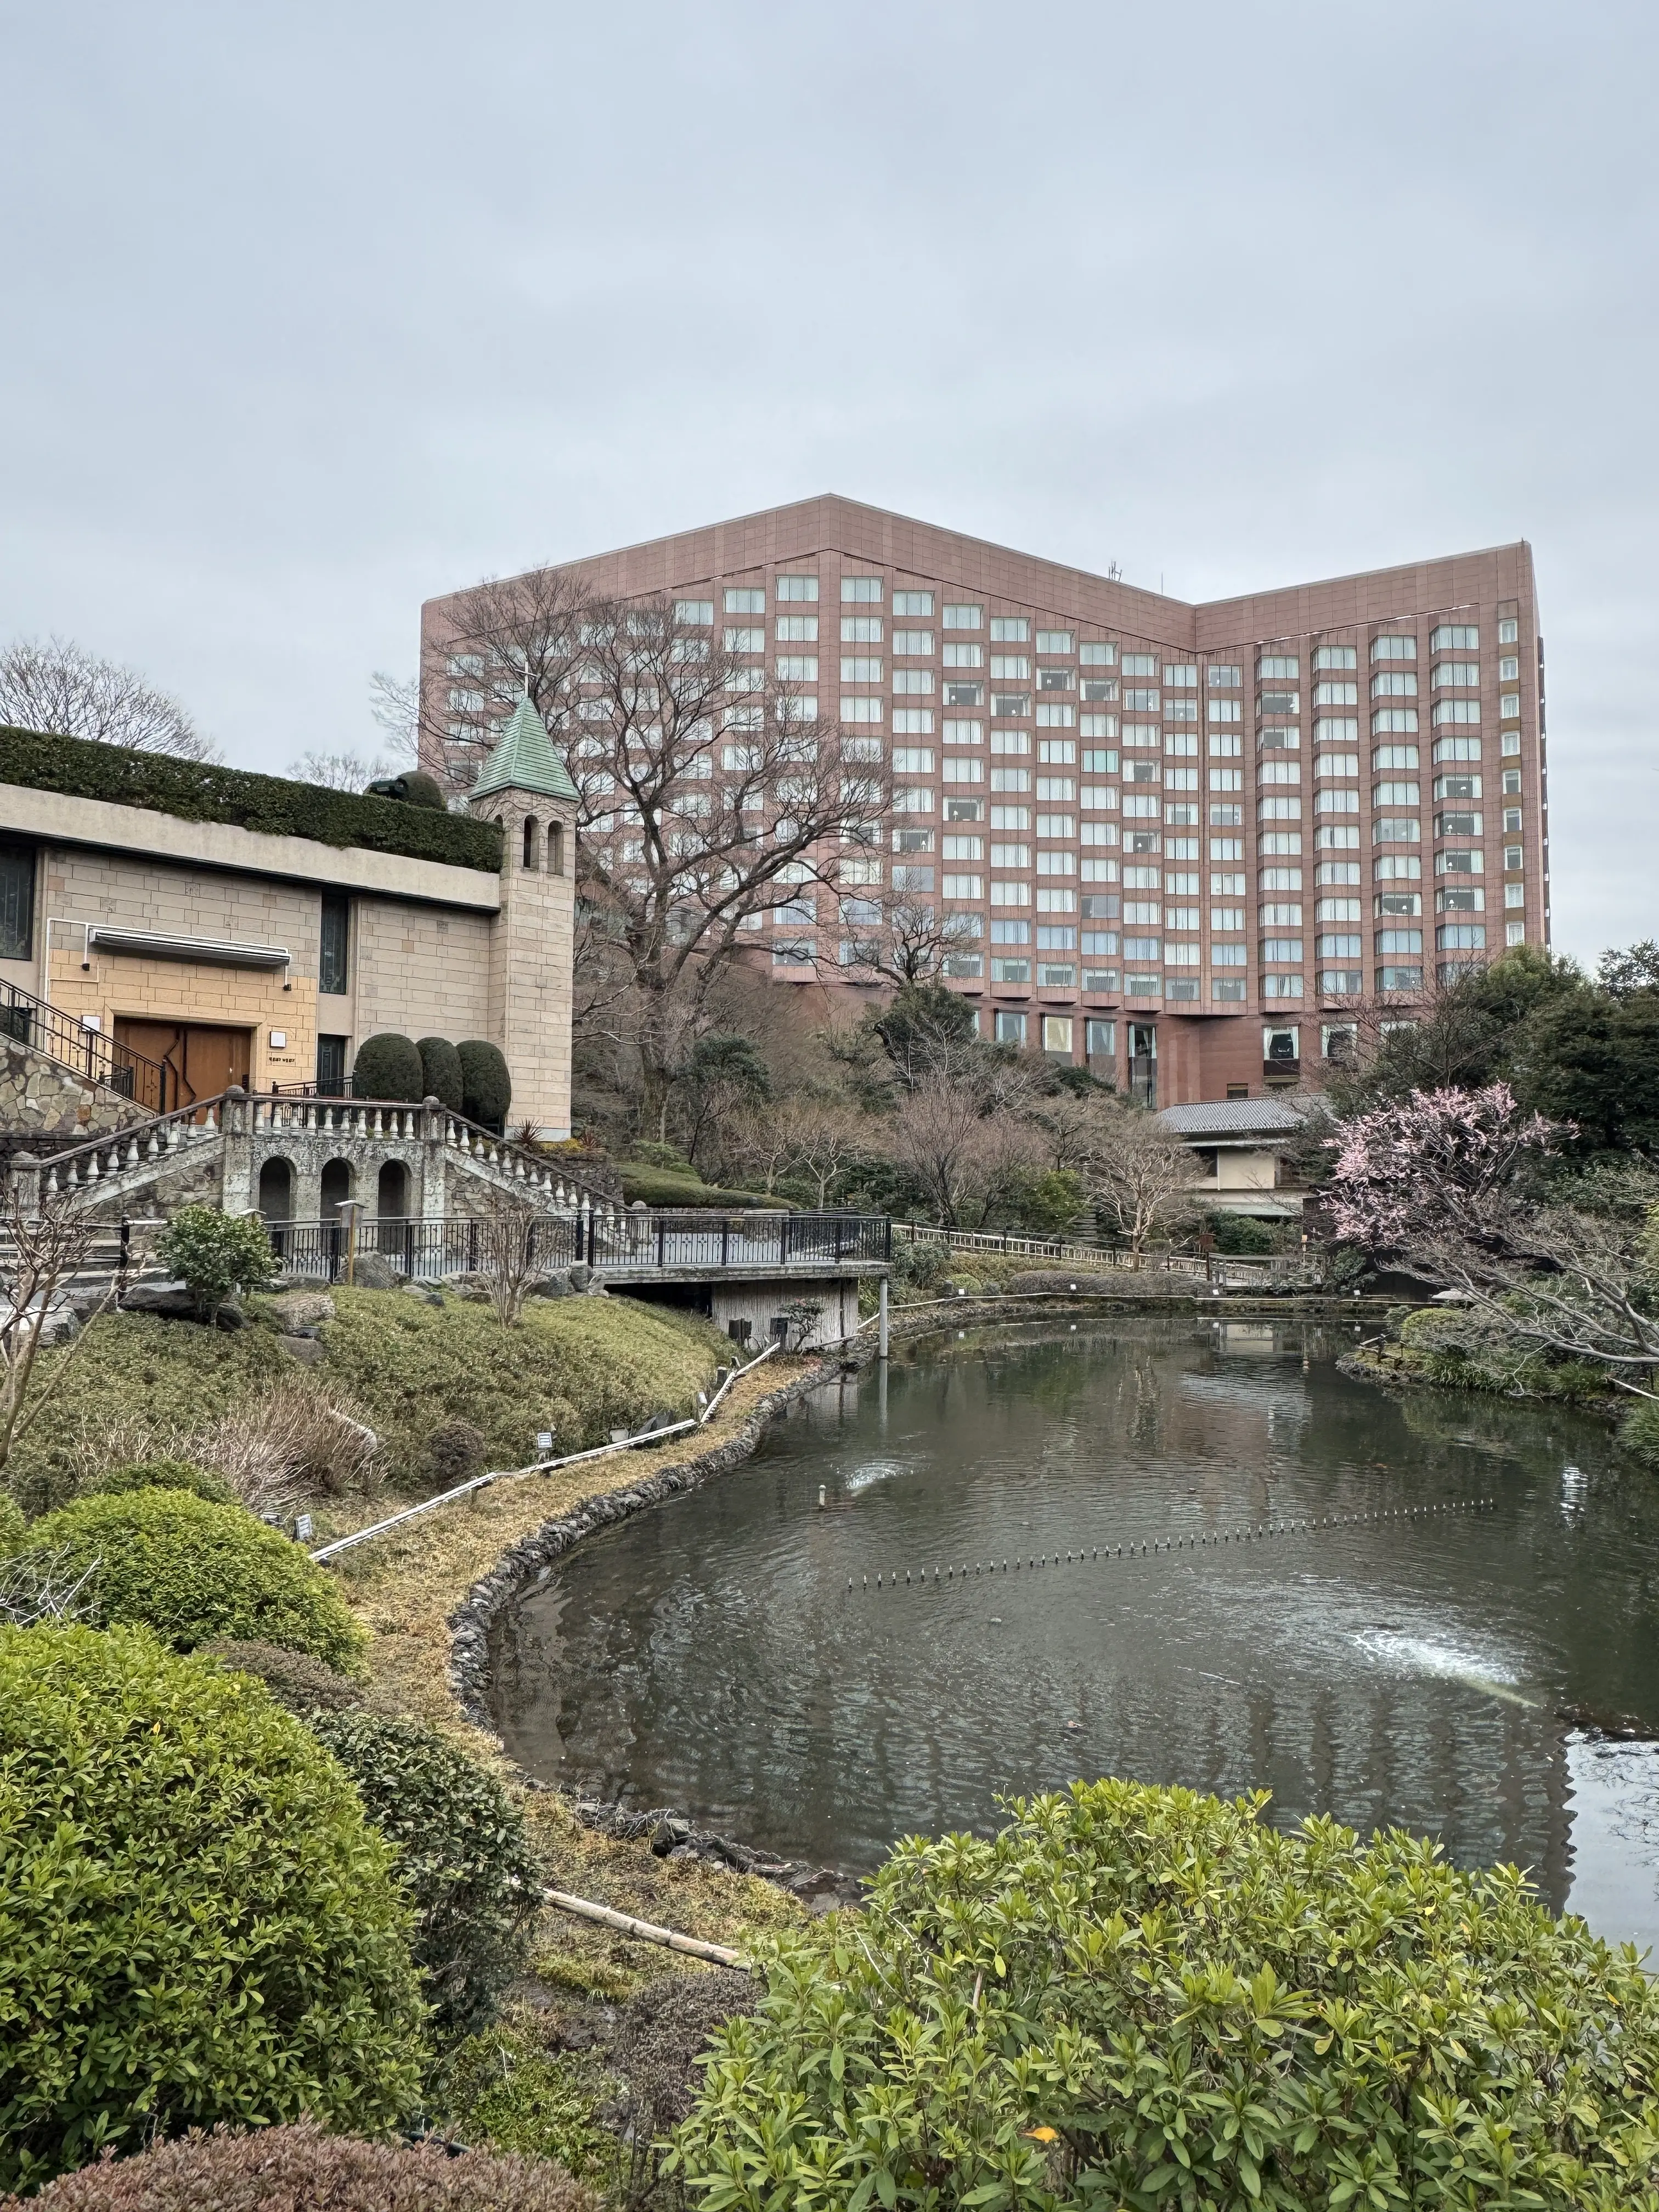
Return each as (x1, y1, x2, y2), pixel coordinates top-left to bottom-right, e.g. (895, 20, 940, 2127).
(0, 844, 35, 960)
(319, 893, 350, 994)
(317, 1035, 348, 1095)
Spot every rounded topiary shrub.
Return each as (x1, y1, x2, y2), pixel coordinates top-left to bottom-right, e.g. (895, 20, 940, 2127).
(1, 2121, 595, 2211)
(675, 1780, 1659, 2212)
(424, 1417, 488, 1491)
(311, 1711, 543, 2045)
(416, 1034, 465, 1112)
(351, 1032, 425, 1103)
(457, 1039, 512, 1130)
(0, 1626, 425, 2192)
(89, 1458, 236, 1506)
(25, 1491, 365, 1667)
(199, 1635, 373, 1717)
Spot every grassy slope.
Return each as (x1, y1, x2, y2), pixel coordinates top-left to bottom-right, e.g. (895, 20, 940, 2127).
(5, 1290, 729, 1510)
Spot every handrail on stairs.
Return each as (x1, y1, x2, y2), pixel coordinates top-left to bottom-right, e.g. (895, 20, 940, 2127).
(0, 977, 174, 1114)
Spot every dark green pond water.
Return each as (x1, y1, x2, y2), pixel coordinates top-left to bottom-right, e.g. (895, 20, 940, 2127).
(489, 1318, 1659, 1951)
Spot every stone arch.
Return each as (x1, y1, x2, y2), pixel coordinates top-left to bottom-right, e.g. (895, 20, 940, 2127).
(257, 1155, 295, 1223)
(320, 1157, 355, 1218)
(522, 815, 540, 871)
(376, 1159, 410, 1222)
(547, 820, 565, 876)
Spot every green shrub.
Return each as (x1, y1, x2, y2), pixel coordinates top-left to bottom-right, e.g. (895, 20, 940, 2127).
(1207, 1210, 1277, 1255)
(458, 1039, 512, 1128)
(893, 1238, 948, 1291)
(366, 768, 448, 811)
(2, 2121, 596, 2211)
(199, 1635, 374, 1717)
(439, 2021, 624, 2186)
(0, 1494, 23, 1552)
(0, 723, 500, 870)
(352, 1032, 426, 1103)
(26, 1490, 365, 1666)
(89, 1457, 235, 1505)
(0, 1626, 424, 2191)
(617, 1165, 771, 1209)
(424, 1417, 488, 1489)
(154, 1206, 276, 1322)
(416, 1034, 466, 1110)
(629, 1140, 693, 1172)
(1621, 1397, 1659, 1468)
(311, 1712, 543, 2045)
(674, 1779, 1659, 2212)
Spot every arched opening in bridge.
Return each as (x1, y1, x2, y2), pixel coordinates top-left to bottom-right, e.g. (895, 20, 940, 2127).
(257, 1156, 294, 1223)
(377, 1159, 409, 1223)
(320, 1158, 354, 1218)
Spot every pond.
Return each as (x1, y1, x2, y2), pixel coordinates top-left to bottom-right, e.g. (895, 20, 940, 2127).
(488, 1318, 1659, 1952)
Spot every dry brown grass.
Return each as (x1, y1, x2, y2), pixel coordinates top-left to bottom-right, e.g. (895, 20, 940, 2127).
(337, 1354, 821, 1970)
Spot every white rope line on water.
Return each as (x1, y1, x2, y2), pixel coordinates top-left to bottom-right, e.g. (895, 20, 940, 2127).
(844, 1497, 1498, 1590)
(308, 1340, 780, 1564)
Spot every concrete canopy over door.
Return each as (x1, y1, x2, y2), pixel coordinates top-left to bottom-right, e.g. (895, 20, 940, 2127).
(115, 1020, 252, 1109)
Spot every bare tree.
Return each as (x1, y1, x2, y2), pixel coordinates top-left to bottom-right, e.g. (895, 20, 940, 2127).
(0, 1189, 134, 1471)
(285, 747, 403, 792)
(433, 578, 888, 1139)
(884, 1074, 1045, 1229)
(0, 635, 218, 760)
(0, 1548, 101, 1628)
(421, 565, 593, 793)
(732, 1093, 867, 1206)
(835, 890, 976, 988)
(469, 1187, 556, 1327)
(1084, 1104, 1199, 1260)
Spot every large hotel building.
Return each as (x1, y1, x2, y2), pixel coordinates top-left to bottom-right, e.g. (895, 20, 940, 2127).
(421, 497, 1547, 1108)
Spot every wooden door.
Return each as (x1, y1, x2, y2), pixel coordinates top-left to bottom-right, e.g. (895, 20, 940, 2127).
(114, 1020, 252, 1113)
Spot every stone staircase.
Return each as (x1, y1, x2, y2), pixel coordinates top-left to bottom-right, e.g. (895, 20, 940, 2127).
(5, 1089, 623, 1232)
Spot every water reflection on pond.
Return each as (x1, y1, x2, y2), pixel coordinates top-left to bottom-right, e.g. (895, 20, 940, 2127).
(489, 1319, 1659, 1951)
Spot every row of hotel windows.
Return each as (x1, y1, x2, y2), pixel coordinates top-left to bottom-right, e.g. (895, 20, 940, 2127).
(664, 583, 1521, 662)
(770, 941, 1515, 1000)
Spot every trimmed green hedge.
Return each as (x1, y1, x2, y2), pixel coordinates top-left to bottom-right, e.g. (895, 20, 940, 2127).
(0, 725, 502, 872)
(0, 1626, 425, 2190)
(26, 1490, 365, 1667)
(619, 1165, 775, 1210)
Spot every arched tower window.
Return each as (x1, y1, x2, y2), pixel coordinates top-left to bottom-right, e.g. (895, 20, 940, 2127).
(548, 822, 564, 876)
(522, 816, 540, 871)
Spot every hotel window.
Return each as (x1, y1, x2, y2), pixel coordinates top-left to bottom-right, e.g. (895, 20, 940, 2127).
(943, 603, 983, 629)
(674, 599, 713, 624)
(990, 656, 1030, 680)
(725, 587, 765, 613)
(990, 617, 1029, 642)
(1207, 664, 1242, 687)
(995, 1012, 1028, 1046)
(891, 669, 932, 695)
(725, 627, 764, 652)
(1037, 630, 1074, 653)
(0, 843, 35, 960)
(943, 642, 983, 669)
(842, 577, 882, 601)
(1430, 625, 1479, 652)
(1372, 634, 1417, 661)
(1257, 656, 1299, 680)
(1122, 653, 1156, 677)
(775, 576, 819, 601)
(841, 657, 882, 682)
(842, 617, 882, 644)
(776, 614, 817, 642)
(319, 893, 350, 996)
(1080, 642, 1118, 666)
(1498, 618, 1519, 644)
(893, 590, 933, 616)
(1313, 645, 1358, 671)
(893, 630, 934, 656)
(1433, 660, 1481, 689)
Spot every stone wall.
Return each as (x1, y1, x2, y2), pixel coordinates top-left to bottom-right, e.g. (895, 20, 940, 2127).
(0, 1039, 146, 1147)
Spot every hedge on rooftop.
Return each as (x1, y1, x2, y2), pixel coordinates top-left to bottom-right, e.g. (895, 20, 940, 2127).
(0, 724, 501, 871)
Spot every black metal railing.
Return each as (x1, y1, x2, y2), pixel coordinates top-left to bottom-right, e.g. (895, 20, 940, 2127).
(265, 1209, 891, 1284)
(0, 979, 175, 1113)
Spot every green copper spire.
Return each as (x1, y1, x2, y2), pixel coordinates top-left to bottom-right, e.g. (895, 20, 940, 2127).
(471, 693, 579, 804)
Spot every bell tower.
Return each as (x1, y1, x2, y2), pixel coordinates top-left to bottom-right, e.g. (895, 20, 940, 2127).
(467, 695, 580, 1139)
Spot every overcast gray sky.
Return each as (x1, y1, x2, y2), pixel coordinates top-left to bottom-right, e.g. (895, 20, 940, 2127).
(2, 1, 1654, 963)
